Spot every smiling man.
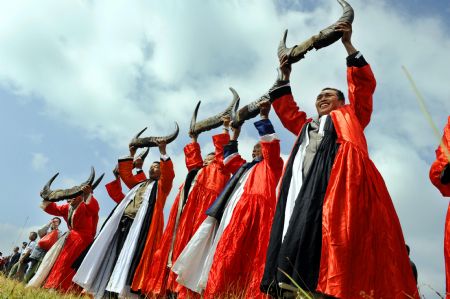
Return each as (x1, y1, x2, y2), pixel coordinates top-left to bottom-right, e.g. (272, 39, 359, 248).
(261, 22, 418, 298)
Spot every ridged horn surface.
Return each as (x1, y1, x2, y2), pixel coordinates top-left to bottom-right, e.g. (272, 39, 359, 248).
(191, 88, 240, 135)
(41, 168, 97, 202)
(278, 0, 354, 63)
(129, 122, 179, 148)
(189, 101, 201, 135)
(40, 173, 59, 200)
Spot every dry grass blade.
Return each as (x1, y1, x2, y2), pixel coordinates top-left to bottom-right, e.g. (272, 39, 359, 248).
(402, 65, 450, 163)
(278, 267, 313, 299)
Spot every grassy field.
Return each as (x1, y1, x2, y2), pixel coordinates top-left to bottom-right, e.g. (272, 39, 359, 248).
(0, 274, 90, 299)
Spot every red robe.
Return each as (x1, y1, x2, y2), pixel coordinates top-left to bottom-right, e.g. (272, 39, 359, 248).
(43, 196, 99, 292)
(270, 64, 418, 298)
(204, 134, 283, 298)
(429, 116, 450, 297)
(105, 171, 147, 204)
(146, 133, 230, 298)
(117, 157, 175, 293)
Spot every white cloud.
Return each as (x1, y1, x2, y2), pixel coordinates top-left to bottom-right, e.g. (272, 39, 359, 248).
(0, 0, 449, 296)
(31, 153, 49, 171)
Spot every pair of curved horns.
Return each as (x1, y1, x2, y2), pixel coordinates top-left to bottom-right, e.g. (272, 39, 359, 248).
(189, 87, 240, 136)
(278, 0, 354, 63)
(40, 167, 105, 202)
(129, 123, 179, 148)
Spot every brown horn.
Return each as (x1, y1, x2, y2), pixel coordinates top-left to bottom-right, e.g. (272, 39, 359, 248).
(40, 172, 59, 200)
(232, 91, 272, 128)
(279, 0, 354, 63)
(189, 101, 201, 136)
(91, 173, 105, 190)
(129, 127, 147, 147)
(130, 122, 179, 148)
(191, 88, 240, 135)
(42, 168, 96, 202)
(83, 166, 95, 186)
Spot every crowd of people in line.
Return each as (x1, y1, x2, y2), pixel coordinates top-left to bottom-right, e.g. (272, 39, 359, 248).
(0, 21, 447, 299)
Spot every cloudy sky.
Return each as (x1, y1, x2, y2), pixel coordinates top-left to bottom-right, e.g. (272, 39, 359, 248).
(0, 0, 449, 296)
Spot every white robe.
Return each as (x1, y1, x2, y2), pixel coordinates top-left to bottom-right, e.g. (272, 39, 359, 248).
(172, 168, 252, 293)
(26, 232, 68, 288)
(72, 181, 155, 298)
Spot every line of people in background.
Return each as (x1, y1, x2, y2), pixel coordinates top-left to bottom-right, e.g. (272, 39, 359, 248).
(1, 217, 61, 283)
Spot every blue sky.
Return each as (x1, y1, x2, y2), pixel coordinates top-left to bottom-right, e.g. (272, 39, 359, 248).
(1, 0, 449, 297)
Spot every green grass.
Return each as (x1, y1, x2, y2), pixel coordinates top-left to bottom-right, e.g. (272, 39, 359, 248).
(0, 273, 89, 299)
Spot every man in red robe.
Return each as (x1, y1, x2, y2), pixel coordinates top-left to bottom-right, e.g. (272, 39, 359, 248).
(73, 142, 174, 298)
(144, 123, 231, 298)
(41, 185, 99, 292)
(429, 116, 450, 298)
(105, 148, 148, 204)
(173, 102, 283, 298)
(261, 22, 418, 298)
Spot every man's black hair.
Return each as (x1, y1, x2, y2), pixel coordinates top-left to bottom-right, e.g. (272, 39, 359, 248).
(322, 87, 345, 102)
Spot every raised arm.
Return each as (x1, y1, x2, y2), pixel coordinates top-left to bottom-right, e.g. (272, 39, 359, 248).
(42, 201, 69, 218)
(337, 22, 376, 129)
(119, 145, 146, 189)
(254, 101, 284, 173)
(83, 193, 100, 217)
(37, 223, 51, 238)
(223, 125, 246, 175)
(184, 141, 203, 171)
(158, 141, 175, 196)
(105, 167, 126, 203)
(271, 56, 308, 136)
(430, 116, 450, 196)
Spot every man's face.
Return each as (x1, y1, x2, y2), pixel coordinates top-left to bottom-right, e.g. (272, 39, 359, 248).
(13, 247, 19, 253)
(134, 158, 144, 169)
(203, 154, 215, 167)
(149, 162, 161, 180)
(67, 194, 83, 207)
(22, 243, 26, 249)
(252, 143, 262, 160)
(315, 89, 344, 116)
(51, 218, 60, 229)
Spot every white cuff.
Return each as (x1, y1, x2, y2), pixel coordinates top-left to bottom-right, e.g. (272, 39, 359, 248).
(260, 133, 279, 142)
(224, 152, 239, 165)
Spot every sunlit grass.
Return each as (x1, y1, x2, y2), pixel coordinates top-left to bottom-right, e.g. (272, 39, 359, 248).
(0, 273, 89, 299)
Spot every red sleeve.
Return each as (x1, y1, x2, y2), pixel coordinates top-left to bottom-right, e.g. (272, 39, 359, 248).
(347, 64, 376, 129)
(261, 139, 284, 175)
(119, 158, 143, 189)
(430, 116, 450, 196)
(184, 142, 203, 171)
(84, 195, 100, 216)
(44, 202, 69, 218)
(105, 178, 125, 204)
(159, 159, 175, 196)
(224, 154, 246, 175)
(133, 170, 147, 182)
(271, 86, 308, 136)
(212, 133, 230, 164)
